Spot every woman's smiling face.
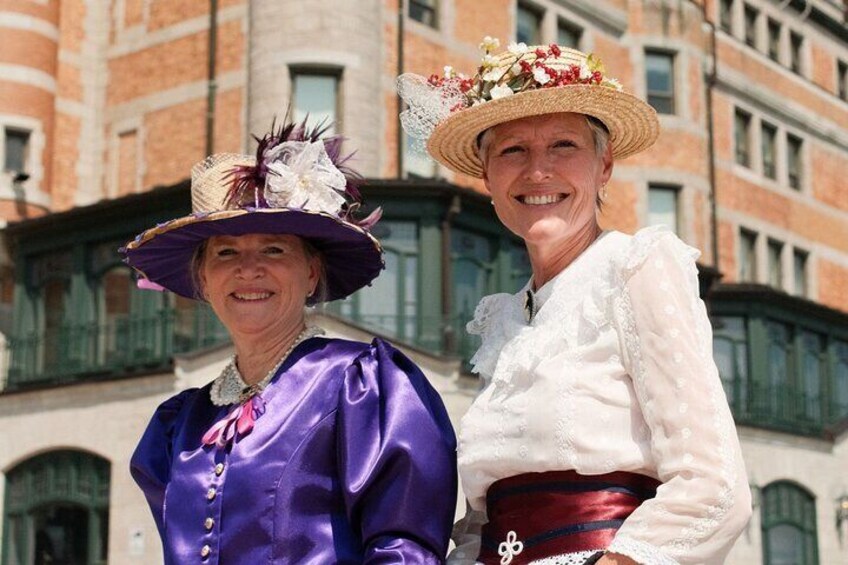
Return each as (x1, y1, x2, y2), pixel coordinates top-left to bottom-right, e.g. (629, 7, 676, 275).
(200, 233, 320, 340)
(481, 112, 613, 248)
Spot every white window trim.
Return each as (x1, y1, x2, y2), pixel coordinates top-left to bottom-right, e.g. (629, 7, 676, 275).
(0, 114, 50, 209)
(108, 117, 145, 198)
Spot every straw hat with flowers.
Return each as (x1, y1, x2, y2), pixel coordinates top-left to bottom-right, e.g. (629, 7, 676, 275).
(398, 38, 660, 177)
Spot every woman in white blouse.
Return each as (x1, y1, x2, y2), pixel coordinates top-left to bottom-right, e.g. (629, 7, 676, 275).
(398, 42, 751, 564)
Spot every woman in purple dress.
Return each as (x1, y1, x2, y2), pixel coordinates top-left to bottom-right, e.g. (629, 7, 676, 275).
(122, 119, 457, 564)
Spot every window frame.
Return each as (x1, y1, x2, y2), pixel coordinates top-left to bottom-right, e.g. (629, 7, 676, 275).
(837, 59, 847, 102)
(743, 3, 759, 48)
(761, 481, 819, 565)
(789, 31, 804, 75)
(739, 228, 758, 283)
(408, 0, 438, 29)
(767, 238, 784, 289)
(766, 18, 781, 63)
(786, 132, 803, 190)
(645, 49, 676, 115)
(734, 108, 753, 168)
(516, 0, 544, 45)
(719, 0, 734, 33)
(556, 18, 582, 49)
(289, 67, 343, 134)
(647, 183, 681, 234)
(761, 120, 778, 180)
(3, 127, 31, 174)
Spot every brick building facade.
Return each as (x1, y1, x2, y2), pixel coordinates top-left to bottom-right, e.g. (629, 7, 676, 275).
(1, 0, 847, 563)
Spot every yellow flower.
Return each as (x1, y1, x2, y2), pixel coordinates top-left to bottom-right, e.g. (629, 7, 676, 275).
(479, 36, 500, 53)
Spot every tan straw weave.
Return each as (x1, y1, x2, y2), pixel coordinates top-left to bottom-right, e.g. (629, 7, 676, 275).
(190, 153, 255, 213)
(426, 47, 660, 178)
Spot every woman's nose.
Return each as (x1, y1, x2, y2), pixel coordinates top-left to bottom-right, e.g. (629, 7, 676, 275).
(235, 254, 263, 278)
(523, 150, 553, 182)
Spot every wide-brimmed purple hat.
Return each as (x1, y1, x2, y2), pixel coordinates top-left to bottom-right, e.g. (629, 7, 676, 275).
(122, 120, 383, 303)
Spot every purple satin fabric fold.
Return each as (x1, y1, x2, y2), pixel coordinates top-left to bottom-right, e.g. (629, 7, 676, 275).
(130, 337, 457, 564)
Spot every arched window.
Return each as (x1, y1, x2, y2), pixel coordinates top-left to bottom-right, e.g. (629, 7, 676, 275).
(2, 450, 110, 565)
(761, 481, 819, 565)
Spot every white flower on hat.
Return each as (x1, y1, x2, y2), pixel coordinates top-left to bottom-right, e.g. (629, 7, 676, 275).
(606, 77, 623, 91)
(489, 84, 514, 99)
(507, 42, 528, 55)
(481, 54, 498, 68)
(443, 65, 456, 78)
(263, 140, 347, 213)
(579, 62, 592, 80)
(533, 66, 551, 85)
(479, 36, 500, 52)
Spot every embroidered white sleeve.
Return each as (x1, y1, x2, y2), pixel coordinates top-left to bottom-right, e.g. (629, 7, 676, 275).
(610, 229, 752, 564)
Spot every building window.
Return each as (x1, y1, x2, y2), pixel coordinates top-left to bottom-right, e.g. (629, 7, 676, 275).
(117, 129, 138, 196)
(793, 249, 808, 297)
(761, 121, 777, 179)
(647, 184, 679, 233)
(761, 482, 819, 565)
(409, 0, 437, 28)
(734, 109, 752, 167)
(334, 220, 420, 344)
(767, 238, 783, 289)
(719, 0, 733, 33)
(787, 133, 803, 190)
(291, 70, 340, 133)
(838, 60, 847, 101)
(767, 18, 781, 62)
(743, 4, 758, 48)
(557, 19, 582, 49)
(789, 31, 803, 74)
(645, 51, 675, 114)
(4, 128, 30, 173)
(739, 228, 757, 282)
(3, 451, 111, 565)
(713, 316, 749, 413)
(516, 1, 543, 44)
(834, 341, 848, 424)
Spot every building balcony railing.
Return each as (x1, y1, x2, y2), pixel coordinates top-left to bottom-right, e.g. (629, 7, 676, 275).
(0, 307, 481, 392)
(722, 376, 848, 437)
(1, 306, 230, 391)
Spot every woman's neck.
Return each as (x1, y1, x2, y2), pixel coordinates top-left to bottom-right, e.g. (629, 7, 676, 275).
(526, 223, 602, 290)
(232, 321, 306, 386)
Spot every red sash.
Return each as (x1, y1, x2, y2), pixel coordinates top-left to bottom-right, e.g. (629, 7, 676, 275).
(478, 470, 661, 564)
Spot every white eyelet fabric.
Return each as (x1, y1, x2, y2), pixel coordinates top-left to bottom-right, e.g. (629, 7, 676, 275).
(449, 227, 752, 565)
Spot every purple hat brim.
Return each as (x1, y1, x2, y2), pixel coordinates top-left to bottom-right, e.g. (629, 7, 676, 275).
(123, 209, 384, 302)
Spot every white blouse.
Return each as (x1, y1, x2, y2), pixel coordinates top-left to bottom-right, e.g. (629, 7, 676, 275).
(449, 227, 751, 565)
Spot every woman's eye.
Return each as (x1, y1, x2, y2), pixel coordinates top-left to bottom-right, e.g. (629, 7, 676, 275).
(500, 145, 523, 155)
(263, 246, 285, 255)
(216, 248, 237, 257)
(553, 139, 575, 149)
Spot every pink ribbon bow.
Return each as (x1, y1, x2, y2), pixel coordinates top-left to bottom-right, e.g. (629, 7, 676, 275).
(202, 395, 266, 449)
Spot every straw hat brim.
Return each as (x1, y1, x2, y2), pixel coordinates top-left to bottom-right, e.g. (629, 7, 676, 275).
(427, 84, 660, 178)
(124, 208, 384, 302)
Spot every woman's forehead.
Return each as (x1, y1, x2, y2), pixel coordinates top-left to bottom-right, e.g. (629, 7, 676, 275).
(490, 113, 589, 140)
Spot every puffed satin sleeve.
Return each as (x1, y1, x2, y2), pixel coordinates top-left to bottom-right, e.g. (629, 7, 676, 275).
(609, 234, 752, 564)
(338, 338, 458, 563)
(130, 389, 197, 538)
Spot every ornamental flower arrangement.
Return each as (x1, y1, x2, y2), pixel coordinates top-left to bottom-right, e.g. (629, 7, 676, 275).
(427, 37, 621, 108)
(225, 119, 381, 229)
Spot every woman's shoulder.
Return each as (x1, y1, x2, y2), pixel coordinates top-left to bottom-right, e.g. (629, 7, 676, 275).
(607, 226, 701, 281)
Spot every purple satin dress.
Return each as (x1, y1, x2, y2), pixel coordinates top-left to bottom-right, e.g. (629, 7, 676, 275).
(131, 337, 458, 564)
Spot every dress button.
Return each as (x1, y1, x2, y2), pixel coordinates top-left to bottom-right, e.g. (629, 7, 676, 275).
(214, 463, 224, 476)
(201, 545, 211, 558)
(206, 488, 216, 501)
(205, 517, 215, 530)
